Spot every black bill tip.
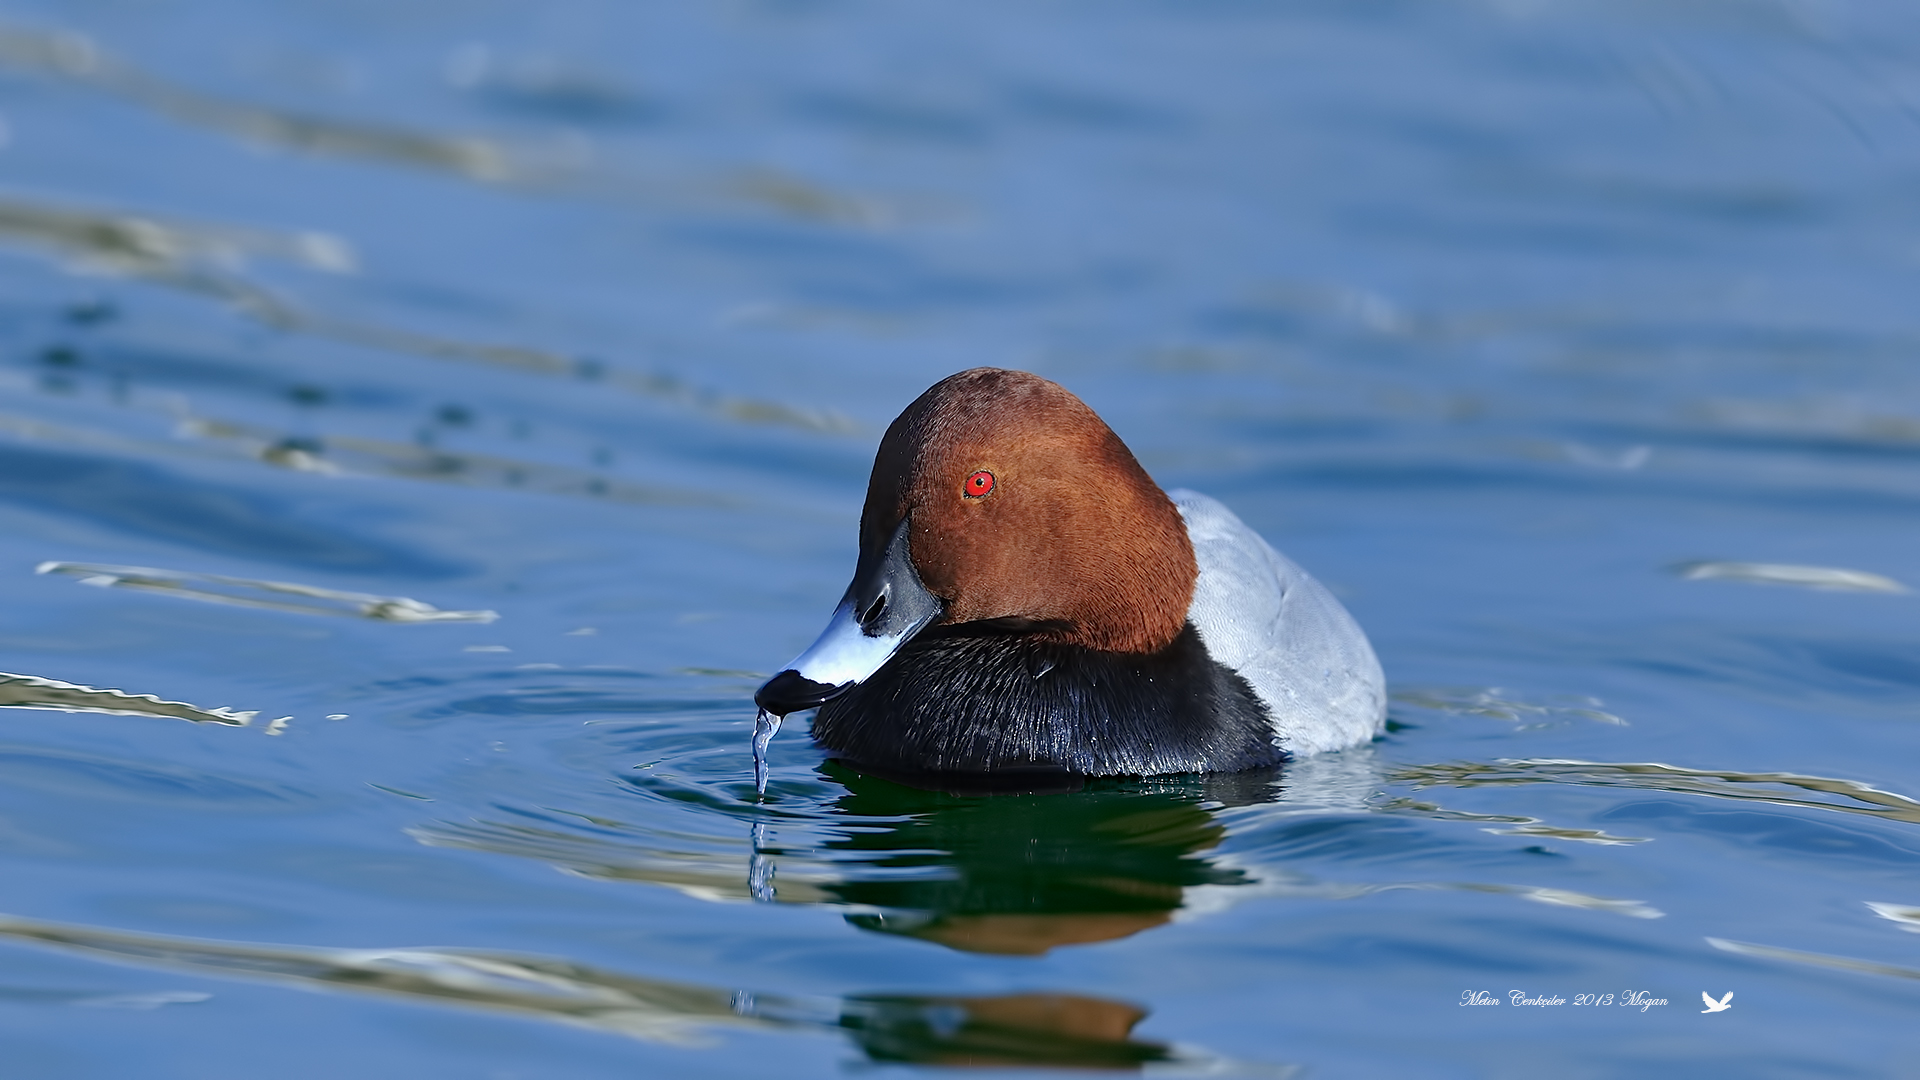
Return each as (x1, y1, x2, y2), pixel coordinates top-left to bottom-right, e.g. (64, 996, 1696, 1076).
(755, 669, 848, 715)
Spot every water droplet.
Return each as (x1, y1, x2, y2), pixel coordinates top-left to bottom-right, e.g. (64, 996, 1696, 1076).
(751, 708, 782, 796)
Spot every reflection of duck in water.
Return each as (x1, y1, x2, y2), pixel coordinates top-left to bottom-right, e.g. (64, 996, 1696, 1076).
(814, 763, 1285, 955)
(840, 992, 1175, 1069)
(416, 747, 1386, 957)
(755, 368, 1385, 779)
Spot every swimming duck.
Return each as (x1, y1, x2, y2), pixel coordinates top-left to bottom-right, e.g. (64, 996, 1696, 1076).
(755, 368, 1384, 777)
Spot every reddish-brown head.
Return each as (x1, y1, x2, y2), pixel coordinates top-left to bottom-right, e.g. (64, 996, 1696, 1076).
(859, 368, 1196, 655)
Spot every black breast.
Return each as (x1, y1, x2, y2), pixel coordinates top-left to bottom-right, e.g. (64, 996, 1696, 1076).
(809, 622, 1282, 777)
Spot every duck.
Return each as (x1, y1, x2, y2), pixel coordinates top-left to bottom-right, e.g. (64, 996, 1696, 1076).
(755, 368, 1385, 779)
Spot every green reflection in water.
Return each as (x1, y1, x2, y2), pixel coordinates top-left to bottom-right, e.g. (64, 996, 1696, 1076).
(819, 763, 1269, 955)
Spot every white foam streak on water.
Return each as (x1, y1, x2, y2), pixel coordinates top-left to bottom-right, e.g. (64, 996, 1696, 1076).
(36, 561, 501, 622)
(1865, 901, 1920, 933)
(0, 670, 256, 725)
(1676, 561, 1909, 594)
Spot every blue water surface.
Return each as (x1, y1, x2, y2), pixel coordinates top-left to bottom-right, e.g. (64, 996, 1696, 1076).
(3, 1, 1919, 1076)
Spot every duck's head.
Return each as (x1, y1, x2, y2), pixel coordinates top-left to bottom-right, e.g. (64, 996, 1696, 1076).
(756, 368, 1196, 716)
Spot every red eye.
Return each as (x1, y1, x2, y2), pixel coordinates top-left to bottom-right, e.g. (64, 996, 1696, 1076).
(964, 470, 995, 498)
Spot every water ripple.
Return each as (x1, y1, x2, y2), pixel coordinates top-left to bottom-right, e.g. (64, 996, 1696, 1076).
(1392, 760, 1920, 826)
(0, 671, 256, 725)
(0, 25, 564, 184)
(0, 912, 1262, 1071)
(0, 745, 299, 805)
(171, 416, 726, 505)
(1372, 799, 1650, 845)
(1, 23, 906, 232)
(0, 441, 458, 576)
(1675, 561, 1909, 594)
(36, 562, 498, 623)
(1707, 937, 1920, 982)
(0, 191, 854, 436)
(1391, 687, 1626, 728)
(0, 195, 353, 279)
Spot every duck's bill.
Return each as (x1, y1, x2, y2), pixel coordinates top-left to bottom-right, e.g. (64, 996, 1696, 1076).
(755, 517, 942, 716)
